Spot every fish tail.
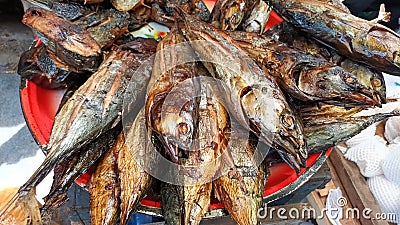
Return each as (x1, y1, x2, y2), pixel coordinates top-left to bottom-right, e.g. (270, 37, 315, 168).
(0, 188, 42, 225)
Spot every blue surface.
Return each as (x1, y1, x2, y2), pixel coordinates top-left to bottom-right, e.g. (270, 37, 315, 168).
(128, 213, 163, 225)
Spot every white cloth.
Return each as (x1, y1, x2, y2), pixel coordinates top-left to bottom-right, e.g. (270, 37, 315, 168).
(367, 175, 400, 224)
(344, 136, 390, 177)
(382, 150, 400, 186)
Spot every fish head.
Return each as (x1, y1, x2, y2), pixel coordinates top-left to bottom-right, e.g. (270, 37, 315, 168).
(22, 7, 45, 26)
(298, 66, 383, 107)
(152, 99, 197, 162)
(339, 59, 386, 105)
(274, 108, 307, 168)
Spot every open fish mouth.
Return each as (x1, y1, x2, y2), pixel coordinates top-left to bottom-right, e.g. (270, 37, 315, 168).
(158, 134, 195, 163)
(346, 91, 382, 108)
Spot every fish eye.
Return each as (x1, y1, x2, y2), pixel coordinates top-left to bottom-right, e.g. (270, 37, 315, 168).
(31, 10, 41, 17)
(344, 75, 354, 84)
(178, 122, 190, 135)
(371, 78, 382, 88)
(281, 114, 295, 129)
(230, 12, 242, 26)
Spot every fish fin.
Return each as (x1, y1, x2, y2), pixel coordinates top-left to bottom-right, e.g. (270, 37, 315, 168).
(22, 189, 42, 225)
(370, 4, 391, 24)
(0, 188, 42, 225)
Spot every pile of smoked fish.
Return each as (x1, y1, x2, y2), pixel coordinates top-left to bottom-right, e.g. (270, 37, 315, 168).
(2, 0, 400, 224)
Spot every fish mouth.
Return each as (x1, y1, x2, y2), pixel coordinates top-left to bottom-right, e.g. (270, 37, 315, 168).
(158, 135, 179, 163)
(274, 132, 307, 170)
(158, 135, 194, 163)
(345, 91, 382, 108)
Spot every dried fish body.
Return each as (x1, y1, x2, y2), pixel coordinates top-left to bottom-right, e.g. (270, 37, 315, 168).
(89, 131, 123, 225)
(213, 128, 267, 225)
(242, 1, 271, 33)
(40, 125, 121, 222)
(267, 0, 400, 75)
(49, 1, 93, 21)
(22, 7, 103, 73)
(146, 28, 200, 162)
(160, 182, 184, 225)
(305, 110, 400, 153)
(299, 103, 362, 126)
(119, 109, 155, 225)
(73, 7, 131, 49)
(0, 38, 157, 218)
(18, 44, 74, 89)
(160, 181, 212, 225)
(182, 14, 307, 169)
(265, 22, 387, 105)
(230, 31, 382, 107)
(174, 75, 229, 225)
(210, 0, 260, 30)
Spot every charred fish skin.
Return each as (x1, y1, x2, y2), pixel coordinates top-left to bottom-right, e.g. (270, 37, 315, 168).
(305, 110, 400, 153)
(229, 31, 383, 108)
(18, 44, 73, 89)
(209, 0, 260, 31)
(22, 7, 103, 73)
(264, 21, 387, 106)
(266, 0, 400, 76)
(49, 1, 92, 21)
(40, 124, 122, 222)
(181, 13, 307, 169)
(119, 109, 156, 225)
(89, 131, 124, 225)
(73, 7, 131, 49)
(146, 27, 200, 162)
(213, 128, 267, 225)
(0, 38, 157, 218)
(242, 1, 272, 33)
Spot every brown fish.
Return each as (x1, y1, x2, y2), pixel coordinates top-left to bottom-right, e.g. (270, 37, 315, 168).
(118, 109, 155, 225)
(146, 27, 200, 163)
(267, 0, 400, 75)
(265, 21, 387, 105)
(242, 1, 272, 33)
(209, 0, 260, 30)
(89, 132, 124, 225)
(213, 127, 267, 225)
(229, 31, 382, 107)
(40, 125, 121, 222)
(0, 39, 157, 219)
(18, 44, 75, 89)
(181, 12, 307, 170)
(154, 61, 229, 225)
(73, 7, 130, 49)
(22, 7, 102, 73)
